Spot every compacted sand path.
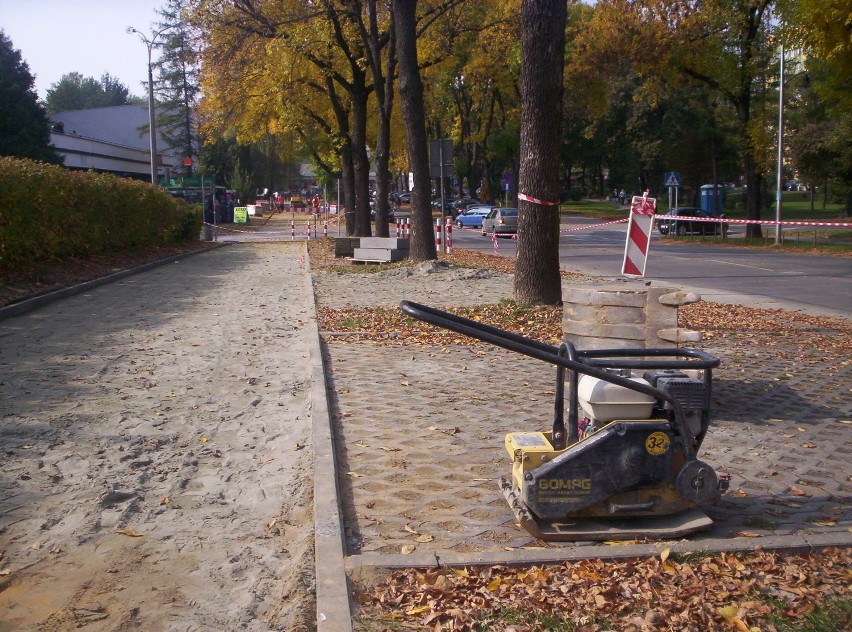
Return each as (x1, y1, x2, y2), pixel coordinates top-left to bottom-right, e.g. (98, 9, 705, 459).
(0, 242, 315, 631)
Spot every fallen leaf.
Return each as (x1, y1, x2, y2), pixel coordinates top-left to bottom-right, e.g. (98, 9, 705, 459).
(404, 525, 419, 535)
(0, 569, 10, 576)
(406, 605, 431, 615)
(116, 529, 144, 537)
(416, 534, 434, 543)
(400, 381, 410, 386)
(380, 446, 401, 452)
(199, 436, 208, 443)
(400, 545, 416, 554)
(259, 455, 276, 465)
(160, 497, 170, 505)
(347, 471, 361, 478)
(31, 542, 42, 550)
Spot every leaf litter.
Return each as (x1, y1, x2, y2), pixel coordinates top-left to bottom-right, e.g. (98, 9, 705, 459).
(356, 548, 851, 631)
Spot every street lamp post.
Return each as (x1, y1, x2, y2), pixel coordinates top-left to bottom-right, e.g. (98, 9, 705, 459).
(126, 24, 175, 185)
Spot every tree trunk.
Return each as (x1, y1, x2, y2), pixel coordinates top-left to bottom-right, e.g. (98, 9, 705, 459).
(364, 0, 396, 238)
(351, 80, 373, 237)
(341, 143, 357, 236)
(394, 0, 436, 261)
(514, 0, 567, 305)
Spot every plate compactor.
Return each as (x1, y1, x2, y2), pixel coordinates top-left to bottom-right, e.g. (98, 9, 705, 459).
(400, 301, 729, 542)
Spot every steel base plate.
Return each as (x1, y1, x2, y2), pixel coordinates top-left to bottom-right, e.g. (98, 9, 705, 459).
(499, 477, 714, 542)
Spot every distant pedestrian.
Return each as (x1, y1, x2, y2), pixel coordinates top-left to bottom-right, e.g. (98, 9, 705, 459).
(619, 189, 626, 205)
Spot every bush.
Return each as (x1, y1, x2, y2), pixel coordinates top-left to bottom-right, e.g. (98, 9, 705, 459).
(0, 157, 198, 273)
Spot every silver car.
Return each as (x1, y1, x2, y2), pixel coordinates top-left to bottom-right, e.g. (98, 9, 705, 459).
(481, 207, 518, 236)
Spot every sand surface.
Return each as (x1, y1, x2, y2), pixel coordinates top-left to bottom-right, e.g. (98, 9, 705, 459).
(0, 243, 315, 631)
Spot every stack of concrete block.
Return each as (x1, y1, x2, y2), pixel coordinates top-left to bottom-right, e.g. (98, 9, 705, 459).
(352, 237, 410, 263)
(562, 282, 702, 350)
(334, 237, 361, 258)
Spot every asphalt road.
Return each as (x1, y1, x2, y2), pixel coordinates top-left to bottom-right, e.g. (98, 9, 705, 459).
(449, 218, 851, 318)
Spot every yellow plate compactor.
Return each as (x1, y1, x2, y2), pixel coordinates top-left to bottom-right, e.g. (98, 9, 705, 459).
(400, 301, 729, 541)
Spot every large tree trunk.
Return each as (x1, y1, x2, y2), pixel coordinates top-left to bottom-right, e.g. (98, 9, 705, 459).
(351, 85, 373, 237)
(514, 0, 567, 305)
(394, 0, 436, 261)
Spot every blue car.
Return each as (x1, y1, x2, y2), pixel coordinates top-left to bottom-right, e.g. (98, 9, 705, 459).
(455, 205, 493, 228)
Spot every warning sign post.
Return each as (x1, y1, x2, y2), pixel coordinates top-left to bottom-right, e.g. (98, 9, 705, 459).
(621, 192, 656, 277)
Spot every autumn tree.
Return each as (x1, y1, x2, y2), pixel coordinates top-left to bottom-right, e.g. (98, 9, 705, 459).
(513, 0, 566, 305)
(0, 31, 61, 163)
(422, 0, 520, 203)
(584, 1, 775, 235)
(781, 0, 852, 215)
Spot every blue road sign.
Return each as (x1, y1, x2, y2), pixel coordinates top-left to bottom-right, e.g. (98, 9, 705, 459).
(664, 172, 681, 188)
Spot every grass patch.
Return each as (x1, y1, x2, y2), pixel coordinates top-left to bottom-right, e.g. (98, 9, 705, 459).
(559, 200, 627, 220)
(766, 597, 852, 632)
(475, 607, 577, 630)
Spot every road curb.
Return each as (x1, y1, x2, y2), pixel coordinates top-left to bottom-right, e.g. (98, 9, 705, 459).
(0, 242, 228, 322)
(345, 532, 852, 572)
(305, 243, 354, 632)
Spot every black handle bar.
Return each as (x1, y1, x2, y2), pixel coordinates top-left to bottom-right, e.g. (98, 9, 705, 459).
(400, 300, 720, 459)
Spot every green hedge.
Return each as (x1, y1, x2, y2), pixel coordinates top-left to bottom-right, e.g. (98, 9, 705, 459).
(0, 157, 201, 273)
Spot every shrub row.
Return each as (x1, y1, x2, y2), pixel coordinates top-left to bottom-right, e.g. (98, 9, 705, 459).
(0, 157, 201, 274)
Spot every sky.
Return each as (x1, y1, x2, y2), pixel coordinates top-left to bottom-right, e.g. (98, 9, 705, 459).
(1, 0, 168, 100)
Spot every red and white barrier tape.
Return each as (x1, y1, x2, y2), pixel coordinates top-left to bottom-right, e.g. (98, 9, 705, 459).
(560, 218, 629, 233)
(518, 192, 560, 207)
(656, 215, 852, 228)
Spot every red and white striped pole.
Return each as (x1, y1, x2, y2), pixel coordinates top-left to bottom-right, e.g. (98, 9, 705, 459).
(291, 217, 295, 240)
(396, 220, 401, 238)
(405, 217, 411, 239)
(445, 218, 453, 254)
(435, 219, 441, 250)
(492, 232, 498, 255)
(306, 220, 311, 240)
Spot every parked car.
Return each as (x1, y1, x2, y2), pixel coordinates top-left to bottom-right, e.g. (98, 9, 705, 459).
(455, 205, 492, 228)
(656, 207, 722, 236)
(452, 198, 483, 217)
(432, 198, 457, 214)
(370, 203, 396, 223)
(481, 207, 518, 236)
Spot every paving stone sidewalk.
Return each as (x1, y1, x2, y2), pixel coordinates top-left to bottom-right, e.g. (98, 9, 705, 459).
(312, 265, 852, 564)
